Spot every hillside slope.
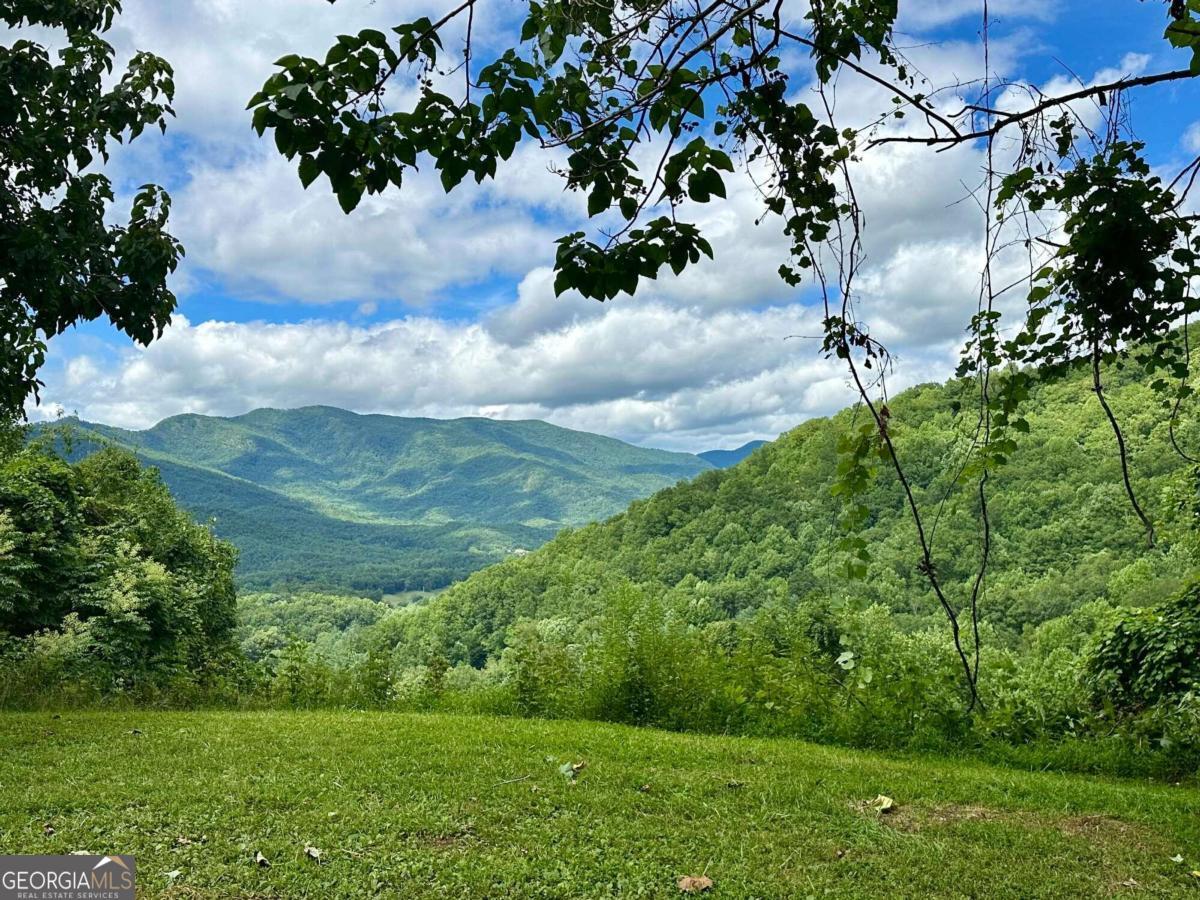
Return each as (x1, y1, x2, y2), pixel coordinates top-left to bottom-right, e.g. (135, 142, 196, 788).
(398, 355, 1199, 664)
(3, 711, 1197, 898)
(45, 407, 711, 593)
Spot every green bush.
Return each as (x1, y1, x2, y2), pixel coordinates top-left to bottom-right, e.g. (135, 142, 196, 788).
(1087, 578, 1200, 711)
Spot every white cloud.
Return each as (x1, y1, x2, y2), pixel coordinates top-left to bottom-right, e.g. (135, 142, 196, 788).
(1185, 121, 1200, 154)
(108, 0, 471, 145)
(173, 149, 565, 305)
(898, 0, 1058, 31)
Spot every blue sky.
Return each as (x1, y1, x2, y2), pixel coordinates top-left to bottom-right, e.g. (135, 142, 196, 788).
(26, 0, 1200, 451)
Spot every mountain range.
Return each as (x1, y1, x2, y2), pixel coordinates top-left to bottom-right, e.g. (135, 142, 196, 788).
(46, 407, 714, 594)
(698, 440, 768, 468)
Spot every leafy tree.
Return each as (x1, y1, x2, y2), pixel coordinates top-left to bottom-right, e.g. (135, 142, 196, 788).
(0, 441, 238, 695)
(0, 0, 183, 418)
(253, 0, 1200, 703)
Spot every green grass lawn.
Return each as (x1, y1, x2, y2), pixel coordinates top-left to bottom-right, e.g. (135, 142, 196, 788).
(1, 712, 1197, 898)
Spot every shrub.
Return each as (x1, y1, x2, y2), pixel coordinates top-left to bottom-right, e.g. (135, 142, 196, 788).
(1087, 578, 1200, 712)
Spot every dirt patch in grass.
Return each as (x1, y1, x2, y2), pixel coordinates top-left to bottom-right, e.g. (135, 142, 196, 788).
(855, 801, 1019, 833)
(417, 827, 477, 850)
(1057, 814, 1155, 850)
(923, 804, 1013, 827)
(854, 800, 1154, 846)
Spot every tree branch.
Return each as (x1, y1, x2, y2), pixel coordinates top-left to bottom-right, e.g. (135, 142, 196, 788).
(867, 67, 1196, 150)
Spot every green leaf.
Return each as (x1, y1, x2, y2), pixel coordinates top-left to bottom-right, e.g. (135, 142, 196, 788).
(298, 156, 321, 189)
(336, 183, 364, 213)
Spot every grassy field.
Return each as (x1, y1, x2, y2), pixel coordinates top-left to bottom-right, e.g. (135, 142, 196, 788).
(1, 712, 1198, 898)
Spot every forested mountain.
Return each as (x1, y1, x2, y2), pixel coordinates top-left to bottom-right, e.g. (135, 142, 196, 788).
(387, 354, 1199, 668)
(42, 408, 711, 594)
(698, 440, 768, 468)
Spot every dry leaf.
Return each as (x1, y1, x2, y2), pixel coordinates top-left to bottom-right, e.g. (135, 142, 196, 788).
(1171, 854, 1184, 864)
(42, 823, 55, 836)
(175, 836, 193, 847)
(254, 851, 270, 868)
(1190, 871, 1200, 879)
(835, 849, 846, 860)
(872, 795, 896, 814)
(304, 846, 323, 863)
(678, 875, 714, 893)
(165, 870, 182, 881)
(638, 784, 652, 793)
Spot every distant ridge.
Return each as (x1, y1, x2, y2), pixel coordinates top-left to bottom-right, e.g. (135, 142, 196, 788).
(39, 407, 712, 594)
(698, 440, 768, 468)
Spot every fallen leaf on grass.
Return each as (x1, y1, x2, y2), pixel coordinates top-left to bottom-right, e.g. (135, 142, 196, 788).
(304, 846, 323, 863)
(638, 783, 652, 793)
(165, 870, 181, 881)
(130, 729, 143, 736)
(871, 795, 896, 814)
(42, 823, 54, 836)
(1171, 854, 1184, 864)
(253, 851, 270, 868)
(175, 836, 193, 847)
(1190, 871, 1200, 879)
(678, 875, 714, 893)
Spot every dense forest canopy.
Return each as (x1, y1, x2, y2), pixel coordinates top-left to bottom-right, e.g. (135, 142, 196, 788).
(380, 348, 1200, 669)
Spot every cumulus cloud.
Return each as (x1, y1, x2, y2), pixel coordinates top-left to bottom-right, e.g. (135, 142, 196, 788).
(173, 149, 567, 305)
